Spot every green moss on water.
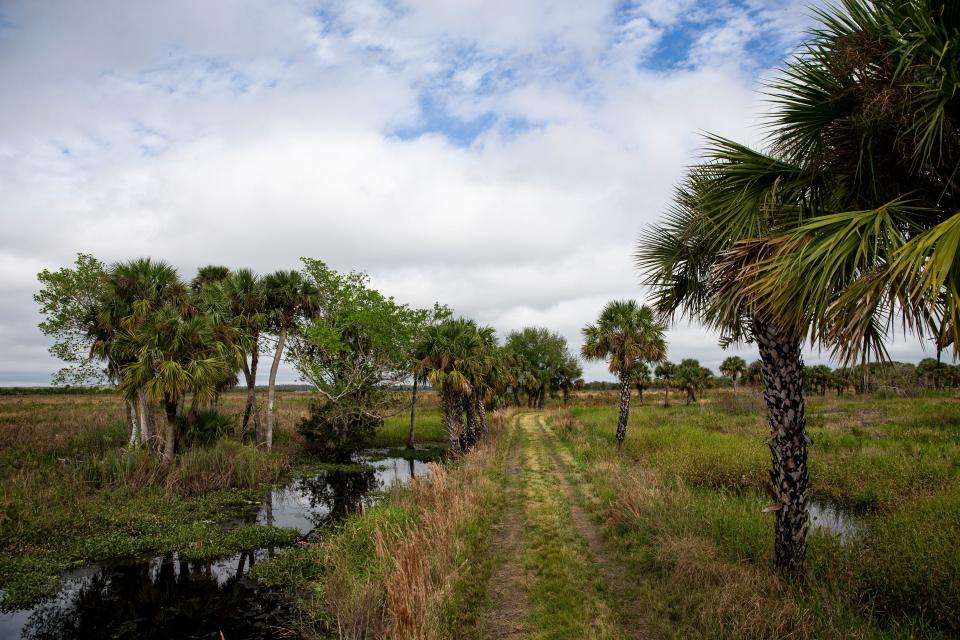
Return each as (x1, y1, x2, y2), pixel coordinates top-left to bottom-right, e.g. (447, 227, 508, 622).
(0, 486, 299, 607)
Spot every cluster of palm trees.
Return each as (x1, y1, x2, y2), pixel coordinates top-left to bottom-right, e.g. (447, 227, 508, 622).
(413, 320, 583, 454)
(45, 258, 318, 461)
(637, 0, 960, 577)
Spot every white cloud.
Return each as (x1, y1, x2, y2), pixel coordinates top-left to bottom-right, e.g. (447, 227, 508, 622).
(0, 0, 932, 385)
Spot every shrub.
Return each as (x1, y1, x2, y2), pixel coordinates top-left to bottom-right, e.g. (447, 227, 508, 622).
(298, 400, 380, 461)
(179, 409, 236, 448)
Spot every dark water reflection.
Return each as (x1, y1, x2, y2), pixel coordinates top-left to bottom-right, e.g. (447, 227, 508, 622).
(0, 454, 434, 640)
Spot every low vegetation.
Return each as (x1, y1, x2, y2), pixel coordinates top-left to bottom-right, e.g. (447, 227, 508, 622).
(564, 391, 960, 637)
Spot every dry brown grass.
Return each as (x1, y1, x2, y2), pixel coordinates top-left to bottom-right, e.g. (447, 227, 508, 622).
(305, 409, 513, 640)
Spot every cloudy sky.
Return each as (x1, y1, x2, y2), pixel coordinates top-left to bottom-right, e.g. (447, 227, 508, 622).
(0, 0, 941, 385)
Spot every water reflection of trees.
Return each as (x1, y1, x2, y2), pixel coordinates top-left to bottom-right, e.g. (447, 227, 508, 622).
(18, 553, 288, 640)
(295, 466, 380, 527)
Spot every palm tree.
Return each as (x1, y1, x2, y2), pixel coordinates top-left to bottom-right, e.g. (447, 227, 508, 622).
(118, 304, 232, 462)
(720, 356, 747, 392)
(654, 361, 675, 407)
(223, 269, 267, 439)
(581, 300, 666, 449)
(676, 359, 703, 405)
(636, 0, 960, 579)
(95, 258, 189, 449)
(634, 362, 651, 405)
(417, 318, 482, 455)
(263, 270, 319, 450)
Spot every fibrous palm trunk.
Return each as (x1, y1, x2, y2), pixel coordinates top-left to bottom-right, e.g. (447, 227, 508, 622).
(754, 318, 809, 580)
(616, 375, 631, 450)
(265, 327, 287, 450)
(242, 336, 261, 441)
(663, 382, 670, 407)
(406, 376, 418, 449)
(442, 388, 464, 456)
(465, 394, 479, 448)
(477, 395, 487, 436)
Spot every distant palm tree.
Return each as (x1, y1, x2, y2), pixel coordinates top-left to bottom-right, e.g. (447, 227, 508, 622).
(654, 361, 675, 407)
(263, 270, 318, 450)
(633, 362, 651, 405)
(720, 356, 747, 392)
(581, 300, 666, 449)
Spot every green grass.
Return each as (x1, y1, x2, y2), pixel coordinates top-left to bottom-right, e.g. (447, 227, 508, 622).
(562, 391, 960, 638)
(372, 406, 447, 448)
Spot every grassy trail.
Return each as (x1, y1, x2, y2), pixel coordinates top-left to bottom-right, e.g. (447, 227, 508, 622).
(480, 412, 647, 640)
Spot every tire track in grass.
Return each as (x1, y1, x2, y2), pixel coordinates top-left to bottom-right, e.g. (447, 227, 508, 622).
(535, 415, 649, 640)
(518, 412, 620, 640)
(480, 414, 532, 640)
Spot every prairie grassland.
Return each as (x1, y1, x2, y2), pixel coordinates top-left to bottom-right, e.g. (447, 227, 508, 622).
(561, 390, 960, 638)
(0, 390, 444, 607)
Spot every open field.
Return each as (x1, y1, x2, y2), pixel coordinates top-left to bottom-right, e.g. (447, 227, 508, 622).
(3, 389, 958, 638)
(243, 392, 960, 639)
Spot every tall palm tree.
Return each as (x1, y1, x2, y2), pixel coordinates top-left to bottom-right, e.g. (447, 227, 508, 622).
(95, 258, 188, 449)
(118, 304, 232, 462)
(637, 0, 960, 579)
(581, 300, 666, 449)
(223, 269, 267, 439)
(263, 270, 319, 450)
(417, 318, 482, 455)
(720, 356, 747, 392)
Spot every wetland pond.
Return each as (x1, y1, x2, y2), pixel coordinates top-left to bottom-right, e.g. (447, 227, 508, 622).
(0, 449, 438, 640)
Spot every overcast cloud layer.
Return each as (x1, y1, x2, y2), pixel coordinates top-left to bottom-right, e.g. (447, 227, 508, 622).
(0, 0, 942, 385)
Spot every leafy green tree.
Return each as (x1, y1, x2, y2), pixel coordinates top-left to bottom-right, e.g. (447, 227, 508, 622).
(288, 260, 421, 457)
(35, 254, 109, 387)
(581, 300, 666, 449)
(654, 361, 675, 407)
(720, 356, 747, 392)
(262, 269, 319, 450)
(504, 327, 580, 409)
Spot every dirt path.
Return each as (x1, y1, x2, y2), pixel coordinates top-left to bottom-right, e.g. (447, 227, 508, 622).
(479, 444, 531, 639)
(478, 412, 647, 640)
(535, 415, 648, 640)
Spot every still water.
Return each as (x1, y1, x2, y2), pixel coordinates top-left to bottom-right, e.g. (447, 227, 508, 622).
(0, 454, 433, 640)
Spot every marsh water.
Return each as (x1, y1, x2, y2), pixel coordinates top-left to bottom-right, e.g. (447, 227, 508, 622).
(0, 452, 435, 640)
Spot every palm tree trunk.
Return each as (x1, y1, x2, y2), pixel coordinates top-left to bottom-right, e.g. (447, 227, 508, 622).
(637, 385, 644, 405)
(477, 395, 488, 436)
(465, 394, 479, 448)
(137, 388, 154, 448)
(242, 337, 261, 441)
(616, 375, 631, 450)
(753, 318, 808, 580)
(126, 398, 140, 447)
(266, 327, 287, 450)
(406, 376, 418, 449)
(163, 399, 178, 462)
(663, 381, 670, 407)
(442, 388, 463, 455)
